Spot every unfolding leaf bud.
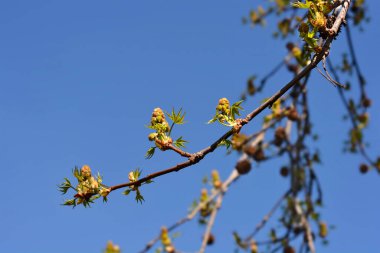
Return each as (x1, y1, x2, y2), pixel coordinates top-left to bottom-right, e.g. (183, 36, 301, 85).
(129, 171, 136, 182)
(211, 170, 222, 189)
(81, 165, 92, 179)
(100, 188, 111, 197)
(165, 245, 175, 253)
(291, 46, 302, 59)
(298, 22, 309, 34)
(151, 108, 167, 125)
(250, 241, 258, 253)
(105, 241, 121, 253)
(319, 222, 328, 238)
(236, 159, 251, 175)
(148, 132, 158, 141)
(217, 98, 230, 115)
(309, 11, 326, 29)
(359, 163, 369, 174)
(89, 177, 99, 189)
(200, 188, 208, 203)
(161, 227, 172, 247)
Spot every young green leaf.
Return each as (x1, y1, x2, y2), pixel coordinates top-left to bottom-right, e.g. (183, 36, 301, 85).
(173, 136, 188, 148)
(166, 108, 186, 125)
(145, 147, 156, 159)
(230, 100, 244, 120)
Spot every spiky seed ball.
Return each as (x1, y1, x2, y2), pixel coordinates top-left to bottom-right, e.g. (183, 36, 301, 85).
(360, 163, 369, 174)
(274, 126, 286, 146)
(280, 166, 289, 177)
(283, 246, 295, 253)
(362, 97, 372, 108)
(286, 42, 295, 51)
(287, 108, 299, 121)
(206, 233, 215, 245)
(253, 148, 265, 162)
(243, 145, 256, 157)
(236, 159, 252, 175)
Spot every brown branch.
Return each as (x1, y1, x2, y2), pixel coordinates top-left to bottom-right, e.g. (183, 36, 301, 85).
(166, 144, 192, 158)
(346, 23, 366, 96)
(108, 0, 351, 193)
(199, 194, 223, 253)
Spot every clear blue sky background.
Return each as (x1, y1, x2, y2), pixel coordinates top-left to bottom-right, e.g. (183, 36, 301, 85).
(1, 1, 379, 253)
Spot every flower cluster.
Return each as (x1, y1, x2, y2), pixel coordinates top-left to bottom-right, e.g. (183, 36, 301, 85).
(58, 165, 110, 207)
(208, 98, 243, 127)
(148, 108, 172, 150)
(146, 107, 187, 159)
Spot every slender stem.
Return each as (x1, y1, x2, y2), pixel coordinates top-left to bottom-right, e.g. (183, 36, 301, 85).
(199, 195, 223, 253)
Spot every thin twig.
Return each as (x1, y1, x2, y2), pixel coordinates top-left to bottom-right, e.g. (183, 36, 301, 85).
(199, 195, 223, 253)
(326, 57, 375, 166)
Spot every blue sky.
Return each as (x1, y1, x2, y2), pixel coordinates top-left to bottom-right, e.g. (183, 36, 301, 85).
(0, 1, 379, 252)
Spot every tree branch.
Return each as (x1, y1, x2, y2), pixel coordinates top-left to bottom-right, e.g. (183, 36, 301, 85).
(106, 0, 351, 193)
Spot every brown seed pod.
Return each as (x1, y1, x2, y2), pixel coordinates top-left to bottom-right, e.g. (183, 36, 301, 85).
(274, 127, 287, 146)
(287, 108, 299, 121)
(280, 166, 289, 177)
(362, 97, 372, 108)
(253, 148, 265, 162)
(286, 42, 295, 51)
(359, 163, 369, 174)
(243, 145, 256, 157)
(206, 233, 215, 245)
(236, 159, 252, 175)
(283, 246, 295, 253)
